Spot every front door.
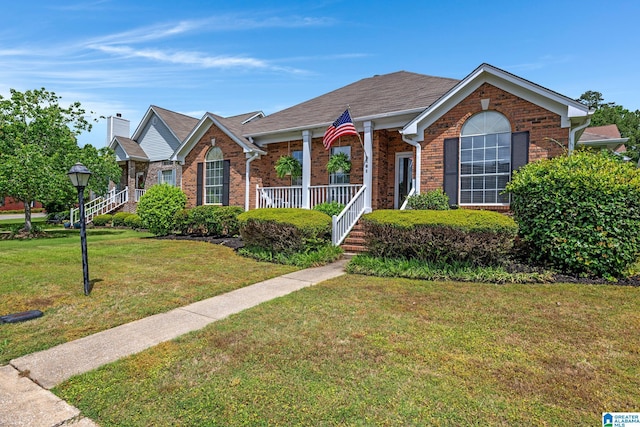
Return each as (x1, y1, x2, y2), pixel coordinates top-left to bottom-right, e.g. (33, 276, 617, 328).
(395, 152, 413, 209)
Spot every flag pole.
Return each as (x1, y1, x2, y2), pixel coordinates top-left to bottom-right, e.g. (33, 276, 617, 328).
(346, 105, 368, 170)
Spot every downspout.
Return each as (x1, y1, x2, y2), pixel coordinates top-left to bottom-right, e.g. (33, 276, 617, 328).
(245, 150, 260, 211)
(568, 118, 591, 154)
(401, 133, 421, 195)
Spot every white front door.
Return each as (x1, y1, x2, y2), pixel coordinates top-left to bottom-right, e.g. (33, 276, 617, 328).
(395, 152, 413, 209)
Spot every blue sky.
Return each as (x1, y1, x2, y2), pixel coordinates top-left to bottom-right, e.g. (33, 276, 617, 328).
(2, 0, 638, 148)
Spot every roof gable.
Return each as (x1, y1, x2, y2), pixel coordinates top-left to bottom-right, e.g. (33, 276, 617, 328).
(402, 63, 591, 139)
(131, 106, 198, 143)
(173, 111, 266, 163)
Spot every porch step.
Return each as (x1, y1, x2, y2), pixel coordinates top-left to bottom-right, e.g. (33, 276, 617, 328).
(340, 222, 367, 255)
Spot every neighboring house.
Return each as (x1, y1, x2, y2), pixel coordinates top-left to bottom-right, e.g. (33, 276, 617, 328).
(107, 106, 200, 212)
(0, 198, 42, 212)
(577, 124, 629, 152)
(89, 63, 595, 243)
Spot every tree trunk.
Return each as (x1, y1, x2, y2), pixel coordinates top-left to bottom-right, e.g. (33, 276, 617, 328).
(23, 201, 32, 233)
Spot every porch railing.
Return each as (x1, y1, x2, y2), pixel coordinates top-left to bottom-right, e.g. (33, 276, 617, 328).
(332, 185, 367, 246)
(309, 184, 362, 208)
(256, 184, 362, 209)
(135, 188, 146, 202)
(70, 187, 129, 224)
(256, 186, 304, 208)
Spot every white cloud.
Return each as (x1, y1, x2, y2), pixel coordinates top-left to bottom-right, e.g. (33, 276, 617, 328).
(90, 45, 270, 69)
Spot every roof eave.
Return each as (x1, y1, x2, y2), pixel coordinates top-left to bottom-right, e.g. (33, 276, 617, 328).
(243, 107, 428, 139)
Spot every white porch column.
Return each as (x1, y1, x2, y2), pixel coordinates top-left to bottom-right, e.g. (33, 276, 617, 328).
(302, 130, 312, 209)
(363, 121, 373, 213)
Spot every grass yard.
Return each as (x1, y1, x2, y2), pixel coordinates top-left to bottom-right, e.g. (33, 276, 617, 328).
(0, 228, 296, 363)
(55, 275, 639, 426)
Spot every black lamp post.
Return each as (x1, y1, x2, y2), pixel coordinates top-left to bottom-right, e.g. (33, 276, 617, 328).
(68, 163, 92, 296)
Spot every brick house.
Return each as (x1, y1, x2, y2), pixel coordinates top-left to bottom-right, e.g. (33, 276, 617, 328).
(92, 63, 593, 243)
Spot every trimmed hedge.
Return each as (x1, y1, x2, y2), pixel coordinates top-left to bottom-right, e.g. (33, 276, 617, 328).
(238, 208, 332, 254)
(112, 212, 132, 227)
(362, 209, 518, 266)
(506, 151, 640, 277)
(124, 213, 143, 229)
(92, 214, 113, 226)
(174, 205, 243, 237)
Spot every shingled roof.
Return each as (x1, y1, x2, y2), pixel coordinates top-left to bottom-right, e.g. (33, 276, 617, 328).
(242, 71, 459, 136)
(113, 136, 149, 161)
(151, 105, 200, 142)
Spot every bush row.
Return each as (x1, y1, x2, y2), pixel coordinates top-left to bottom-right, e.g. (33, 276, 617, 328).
(362, 209, 517, 267)
(174, 205, 244, 237)
(91, 212, 143, 229)
(238, 208, 332, 255)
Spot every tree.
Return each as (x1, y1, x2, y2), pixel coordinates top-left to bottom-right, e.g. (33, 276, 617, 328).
(576, 90, 606, 110)
(0, 88, 121, 233)
(576, 91, 640, 161)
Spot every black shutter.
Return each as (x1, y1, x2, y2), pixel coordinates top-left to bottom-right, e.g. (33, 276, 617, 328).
(196, 162, 203, 206)
(511, 131, 529, 172)
(222, 160, 230, 206)
(443, 137, 459, 206)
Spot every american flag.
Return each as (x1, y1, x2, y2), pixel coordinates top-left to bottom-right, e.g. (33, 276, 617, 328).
(322, 109, 358, 150)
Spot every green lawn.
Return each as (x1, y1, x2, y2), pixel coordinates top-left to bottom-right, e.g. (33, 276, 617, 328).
(0, 228, 297, 363)
(54, 275, 639, 426)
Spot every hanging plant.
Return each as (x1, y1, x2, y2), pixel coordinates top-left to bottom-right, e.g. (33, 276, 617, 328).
(327, 152, 352, 174)
(274, 155, 302, 178)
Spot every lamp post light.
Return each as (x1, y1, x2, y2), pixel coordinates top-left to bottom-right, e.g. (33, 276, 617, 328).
(68, 162, 92, 296)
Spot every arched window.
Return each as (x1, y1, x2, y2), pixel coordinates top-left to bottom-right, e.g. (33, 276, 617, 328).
(205, 146, 224, 204)
(459, 111, 511, 204)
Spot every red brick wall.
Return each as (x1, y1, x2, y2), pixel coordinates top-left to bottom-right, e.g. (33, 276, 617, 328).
(421, 82, 569, 203)
(255, 136, 365, 188)
(0, 198, 43, 211)
(182, 124, 256, 208)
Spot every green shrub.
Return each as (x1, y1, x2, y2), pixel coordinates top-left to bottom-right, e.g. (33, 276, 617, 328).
(112, 212, 132, 227)
(313, 201, 345, 217)
(173, 209, 191, 235)
(362, 209, 517, 266)
(136, 184, 187, 236)
(405, 189, 450, 210)
(124, 213, 143, 229)
(505, 151, 640, 277)
(174, 205, 243, 236)
(92, 214, 113, 226)
(238, 208, 331, 255)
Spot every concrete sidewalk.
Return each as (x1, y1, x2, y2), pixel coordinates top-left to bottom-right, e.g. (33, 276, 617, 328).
(0, 260, 347, 427)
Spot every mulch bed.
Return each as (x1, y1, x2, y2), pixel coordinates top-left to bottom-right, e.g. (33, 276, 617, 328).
(157, 234, 245, 250)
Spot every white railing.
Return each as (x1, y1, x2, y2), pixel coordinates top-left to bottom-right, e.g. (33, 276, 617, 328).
(256, 186, 304, 208)
(256, 184, 364, 209)
(309, 184, 362, 208)
(332, 185, 367, 246)
(135, 189, 146, 202)
(70, 187, 129, 224)
(399, 185, 417, 210)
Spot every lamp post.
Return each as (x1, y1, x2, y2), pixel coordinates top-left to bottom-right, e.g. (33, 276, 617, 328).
(68, 163, 92, 296)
